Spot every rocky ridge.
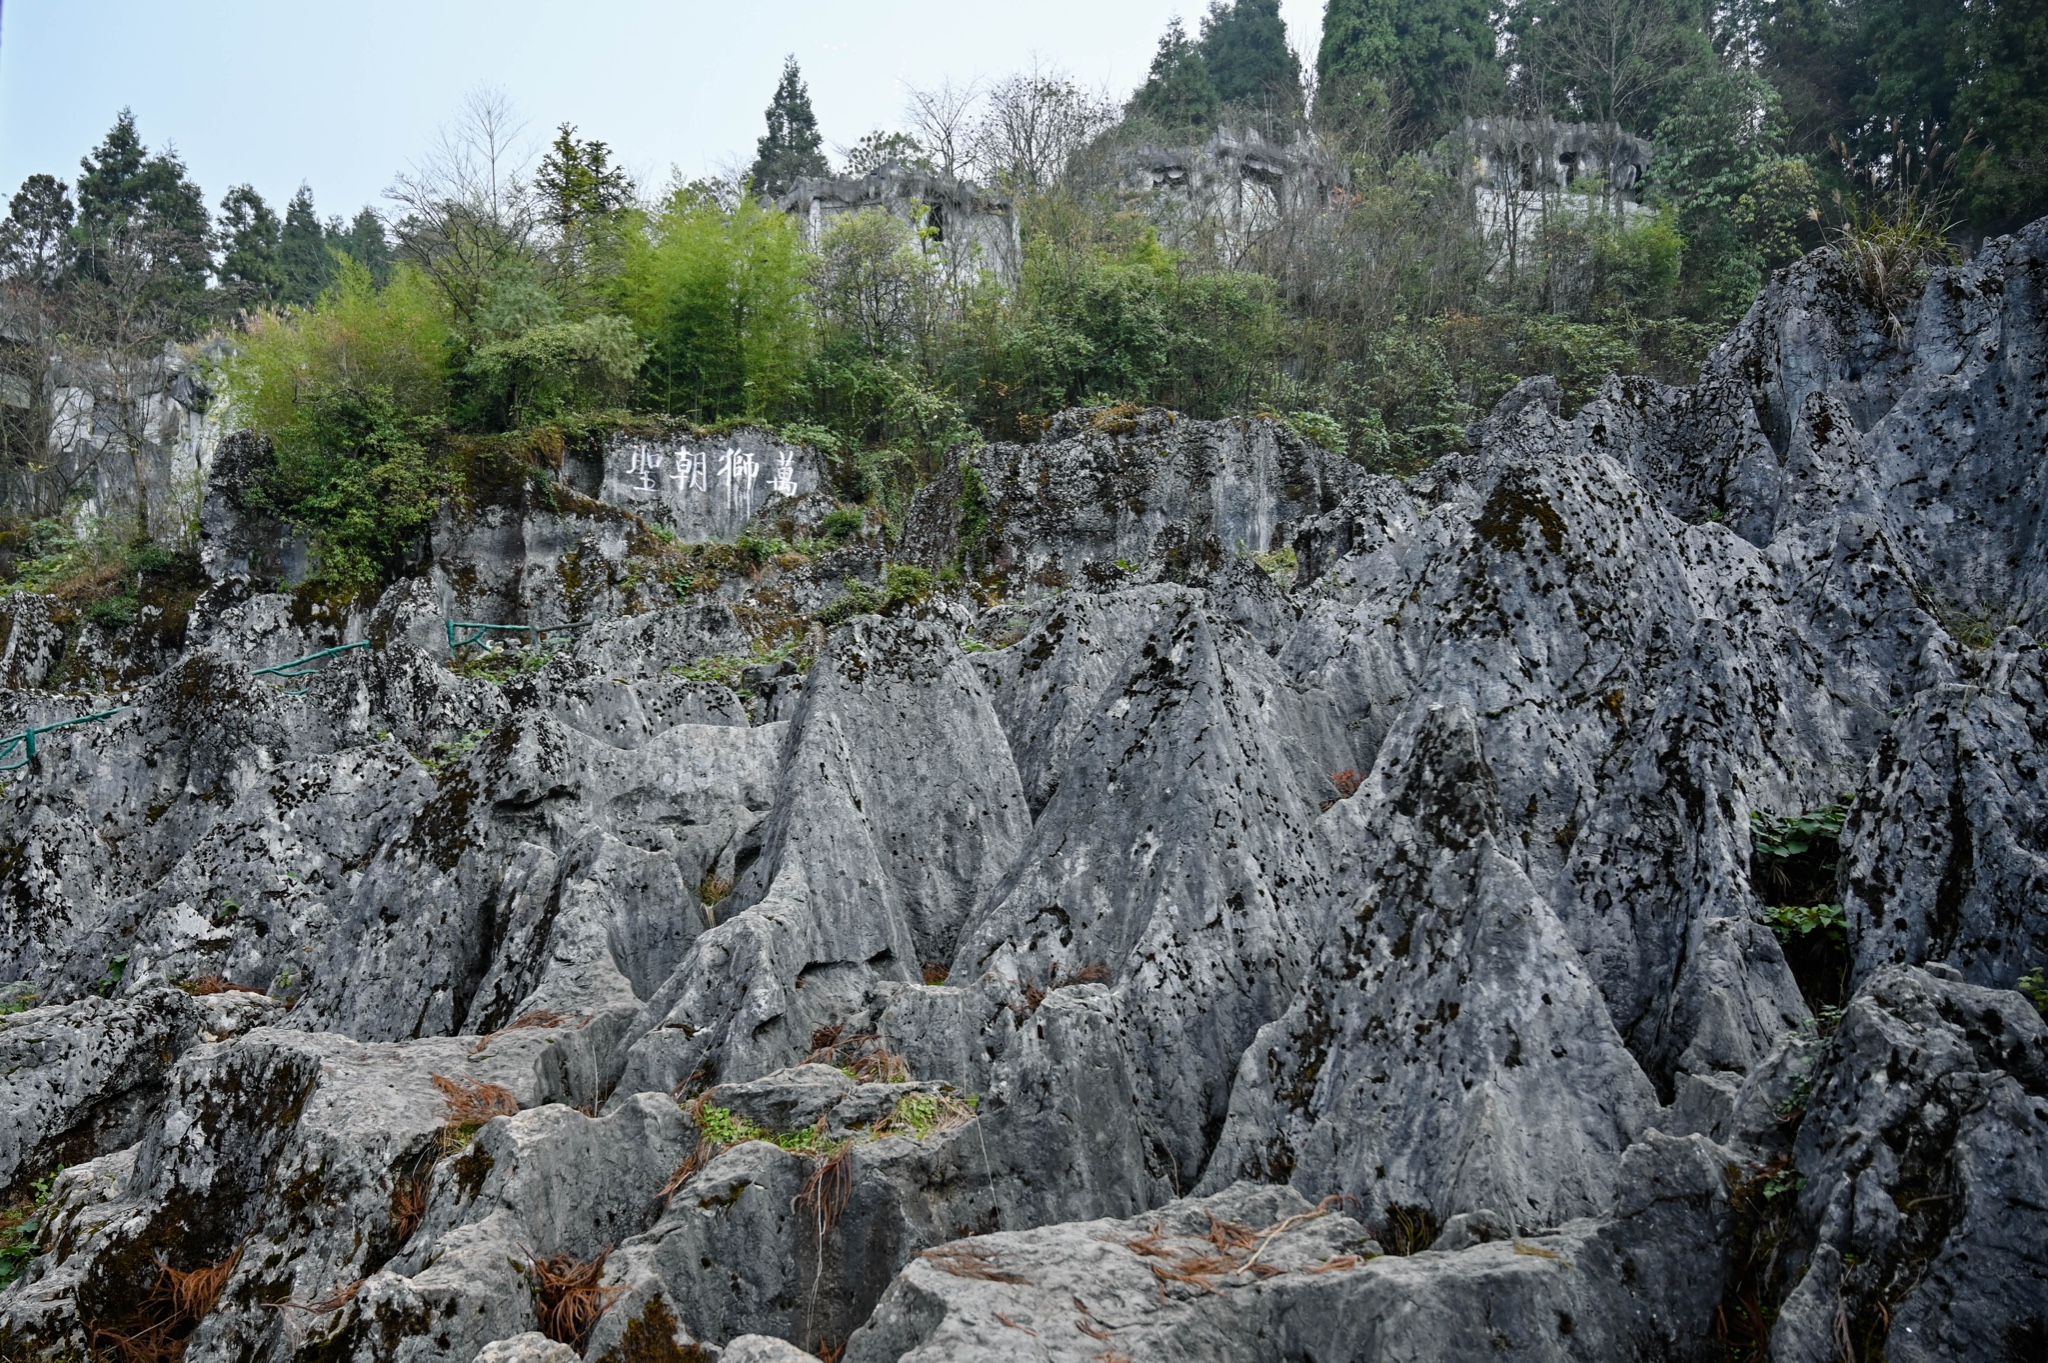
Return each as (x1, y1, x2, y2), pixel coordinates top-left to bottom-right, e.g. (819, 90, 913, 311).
(1, 221, 2045, 1362)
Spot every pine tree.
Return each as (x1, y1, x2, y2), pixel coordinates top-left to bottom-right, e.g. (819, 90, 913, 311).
(537, 125, 634, 233)
(747, 57, 830, 198)
(0, 174, 76, 286)
(1199, 0, 1303, 120)
(216, 184, 283, 306)
(73, 109, 150, 270)
(278, 185, 332, 306)
(1130, 17, 1222, 137)
(72, 109, 212, 316)
(334, 207, 393, 286)
(1319, 0, 1500, 142)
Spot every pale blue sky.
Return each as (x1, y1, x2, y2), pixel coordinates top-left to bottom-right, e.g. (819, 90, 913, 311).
(0, 1, 1324, 221)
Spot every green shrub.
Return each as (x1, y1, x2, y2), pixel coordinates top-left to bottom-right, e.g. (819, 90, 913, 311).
(1760, 901, 1847, 944)
(221, 258, 453, 439)
(239, 384, 450, 595)
(618, 187, 810, 423)
(0, 1170, 61, 1289)
(2019, 969, 2048, 1016)
(819, 507, 864, 544)
(1283, 411, 1346, 454)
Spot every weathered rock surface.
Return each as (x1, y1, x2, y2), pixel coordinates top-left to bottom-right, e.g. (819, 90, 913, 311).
(4, 221, 2047, 1361)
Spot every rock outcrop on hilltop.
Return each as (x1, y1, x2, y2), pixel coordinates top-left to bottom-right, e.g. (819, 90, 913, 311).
(1, 221, 2045, 1363)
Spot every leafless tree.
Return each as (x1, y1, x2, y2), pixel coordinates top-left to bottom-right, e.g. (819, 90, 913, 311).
(904, 77, 984, 181)
(1519, 0, 1693, 130)
(970, 62, 1119, 193)
(387, 87, 539, 325)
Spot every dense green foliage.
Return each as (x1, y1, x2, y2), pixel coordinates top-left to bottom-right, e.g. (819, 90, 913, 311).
(1129, 19, 1222, 138)
(748, 57, 830, 198)
(1198, 0, 1302, 119)
(3, 4, 2043, 605)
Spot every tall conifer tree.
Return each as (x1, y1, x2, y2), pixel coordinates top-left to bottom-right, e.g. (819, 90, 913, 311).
(1130, 18, 1222, 136)
(1200, 0, 1303, 119)
(278, 185, 333, 306)
(1319, 0, 1499, 142)
(216, 184, 283, 306)
(748, 57, 830, 198)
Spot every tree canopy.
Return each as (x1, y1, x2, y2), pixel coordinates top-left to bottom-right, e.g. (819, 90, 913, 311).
(748, 56, 830, 197)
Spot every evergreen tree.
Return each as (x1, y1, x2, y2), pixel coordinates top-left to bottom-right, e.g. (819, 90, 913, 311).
(1199, 0, 1303, 120)
(216, 184, 283, 306)
(1744, 0, 1874, 157)
(1317, 0, 1400, 119)
(537, 125, 635, 234)
(334, 207, 393, 286)
(0, 174, 76, 286)
(748, 57, 830, 198)
(537, 124, 635, 290)
(278, 185, 333, 306)
(71, 109, 212, 317)
(1319, 0, 1500, 142)
(1130, 18, 1222, 137)
(1946, 0, 2048, 228)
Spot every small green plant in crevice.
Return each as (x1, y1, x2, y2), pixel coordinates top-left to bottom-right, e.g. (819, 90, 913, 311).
(1252, 545, 1298, 580)
(876, 1091, 978, 1141)
(0, 991, 38, 1018)
(818, 506, 865, 545)
(2019, 969, 2048, 1017)
(420, 727, 493, 773)
(671, 641, 799, 694)
(1752, 801, 1855, 1011)
(814, 563, 936, 627)
(96, 955, 128, 998)
(1761, 901, 1847, 945)
(1750, 803, 1850, 865)
(1929, 597, 2035, 652)
(0, 1169, 62, 1289)
(688, 1104, 845, 1157)
(450, 646, 555, 685)
(1716, 1156, 1804, 1360)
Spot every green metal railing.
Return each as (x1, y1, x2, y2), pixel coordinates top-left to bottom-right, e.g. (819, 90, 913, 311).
(444, 620, 590, 655)
(0, 707, 130, 773)
(252, 641, 373, 694)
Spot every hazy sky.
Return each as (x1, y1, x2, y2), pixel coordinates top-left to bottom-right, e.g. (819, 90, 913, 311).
(0, 1, 1325, 221)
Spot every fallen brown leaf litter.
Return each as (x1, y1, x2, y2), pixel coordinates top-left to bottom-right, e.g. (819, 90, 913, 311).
(1107, 1196, 1358, 1293)
(917, 1244, 1031, 1284)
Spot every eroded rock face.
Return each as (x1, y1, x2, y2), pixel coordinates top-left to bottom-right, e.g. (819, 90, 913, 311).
(3, 221, 2047, 1362)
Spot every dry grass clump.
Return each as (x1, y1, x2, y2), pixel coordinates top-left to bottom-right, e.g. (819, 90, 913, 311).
(1829, 191, 1959, 340)
(94, 1249, 242, 1363)
(1106, 1195, 1352, 1293)
(390, 1176, 431, 1244)
(527, 1249, 625, 1347)
(795, 1146, 855, 1238)
(806, 1025, 912, 1083)
(1012, 961, 1112, 1014)
(917, 1244, 1030, 1284)
(468, 1009, 578, 1054)
(431, 1074, 519, 1152)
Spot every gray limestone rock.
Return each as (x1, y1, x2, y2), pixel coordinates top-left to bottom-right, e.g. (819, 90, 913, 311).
(5, 218, 2048, 1363)
(1201, 705, 1659, 1232)
(473, 1333, 579, 1363)
(848, 1132, 1734, 1363)
(0, 988, 198, 1198)
(1782, 966, 2048, 1361)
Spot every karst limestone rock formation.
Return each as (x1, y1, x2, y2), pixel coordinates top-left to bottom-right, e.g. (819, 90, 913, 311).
(2, 220, 2045, 1363)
